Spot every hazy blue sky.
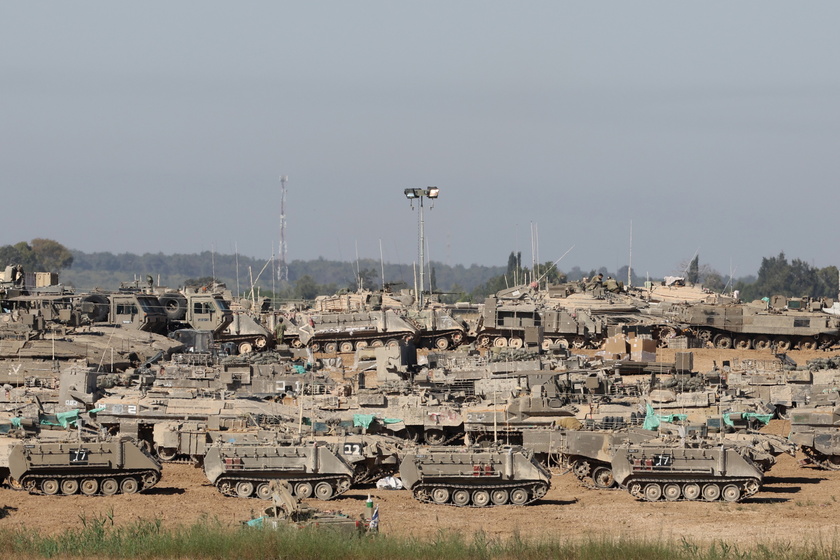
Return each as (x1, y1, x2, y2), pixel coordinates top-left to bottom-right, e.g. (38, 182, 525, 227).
(3, 2, 839, 279)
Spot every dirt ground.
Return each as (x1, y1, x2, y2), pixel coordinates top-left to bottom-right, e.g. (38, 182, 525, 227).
(2, 347, 840, 546)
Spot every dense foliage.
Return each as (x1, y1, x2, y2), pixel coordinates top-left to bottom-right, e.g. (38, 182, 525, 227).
(1, 241, 836, 304)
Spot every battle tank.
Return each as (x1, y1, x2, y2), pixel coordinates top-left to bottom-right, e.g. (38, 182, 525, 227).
(3, 435, 161, 495)
(399, 445, 551, 507)
(788, 406, 840, 469)
(610, 441, 764, 502)
(203, 440, 354, 500)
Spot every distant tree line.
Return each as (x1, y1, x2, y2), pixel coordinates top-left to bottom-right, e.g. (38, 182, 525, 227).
(1, 241, 836, 304)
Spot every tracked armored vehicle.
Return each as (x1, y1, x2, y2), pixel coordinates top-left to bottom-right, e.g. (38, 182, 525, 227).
(611, 442, 763, 502)
(399, 446, 551, 507)
(4, 436, 161, 495)
(657, 296, 840, 350)
(788, 407, 840, 469)
(203, 441, 354, 500)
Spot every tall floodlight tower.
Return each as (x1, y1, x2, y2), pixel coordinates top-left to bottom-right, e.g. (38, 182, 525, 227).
(278, 175, 289, 282)
(404, 187, 439, 309)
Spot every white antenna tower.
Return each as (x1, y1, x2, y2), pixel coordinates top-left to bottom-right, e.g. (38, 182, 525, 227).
(278, 175, 289, 282)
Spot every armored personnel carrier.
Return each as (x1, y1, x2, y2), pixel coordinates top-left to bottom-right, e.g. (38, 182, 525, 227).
(610, 441, 764, 502)
(287, 308, 419, 353)
(4, 435, 161, 495)
(653, 296, 840, 350)
(399, 446, 551, 507)
(203, 440, 354, 500)
(788, 407, 840, 469)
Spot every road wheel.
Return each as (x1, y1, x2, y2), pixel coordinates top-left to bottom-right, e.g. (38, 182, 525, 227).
(722, 484, 741, 502)
(663, 483, 681, 501)
(754, 335, 771, 350)
(294, 482, 313, 498)
(683, 483, 701, 501)
(370, 340, 384, 348)
(339, 341, 354, 353)
(61, 479, 79, 495)
(774, 337, 791, 352)
(493, 337, 508, 347)
(733, 336, 751, 350)
(490, 489, 509, 505)
(156, 446, 178, 461)
(314, 481, 334, 500)
(431, 487, 450, 504)
(510, 488, 529, 505)
(702, 484, 720, 501)
(452, 489, 470, 507)
(592, 466, 615, 489)
(472, 490, 491, 507)
(235, 481, 254, 498)
(80, 478, 99, 496)
(434, 337, 450, 350)
(424, 429, 446, 445)
(41, 479, 60, 495)
(121, 477, 140, 495)
(571, 335, 586, 349)
(100, 478, 118, 496)
(713, 334, 732, 349)
(476, 335, 491, 347)
(254, 336, 267, 349)
(644, 483, 662, 501)
(541, 339, 554, 351)
(385, 338, 400, 349)
(798, 337, 817, 351)
(355, 340, 369, 350)
(256, 483, 272, 500)
(323, 342, 338, 353)
(238, 341, 253, 354)
(508, 337, 523, 349)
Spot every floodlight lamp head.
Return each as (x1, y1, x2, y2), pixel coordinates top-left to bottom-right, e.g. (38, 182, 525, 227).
(426, 187, 439, 199)
(404, 188, 419, 199)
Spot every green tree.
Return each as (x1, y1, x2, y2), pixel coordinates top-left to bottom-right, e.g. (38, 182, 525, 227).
(30, 238, 74, 272)
(294, 275, 320, 300)
(687, 255, 700, 284)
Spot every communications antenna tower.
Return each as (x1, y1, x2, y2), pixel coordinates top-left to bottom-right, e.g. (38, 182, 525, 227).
(278, 175, 289, 282)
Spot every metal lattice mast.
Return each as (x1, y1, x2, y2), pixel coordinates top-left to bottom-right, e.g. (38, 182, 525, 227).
(278, 175, 289, 282)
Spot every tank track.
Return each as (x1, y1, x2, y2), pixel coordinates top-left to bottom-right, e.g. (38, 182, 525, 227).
(625, 476, 761, 503)
(215, 474, 351, 500)
(800, 447, 840, 471)
(18, 469, 161, 496)
(412, 481, 549, 507)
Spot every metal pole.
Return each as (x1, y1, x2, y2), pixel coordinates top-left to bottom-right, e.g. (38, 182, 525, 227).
(419, 196, 425, 309)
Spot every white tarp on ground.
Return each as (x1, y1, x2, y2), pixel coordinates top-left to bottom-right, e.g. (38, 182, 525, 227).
(375, 476, 404, 490)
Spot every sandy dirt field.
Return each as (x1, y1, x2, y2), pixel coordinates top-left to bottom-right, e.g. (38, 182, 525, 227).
(2, 347, 839, 546)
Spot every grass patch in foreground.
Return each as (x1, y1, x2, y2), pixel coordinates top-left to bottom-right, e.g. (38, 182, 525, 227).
(0, 514, 838, 560)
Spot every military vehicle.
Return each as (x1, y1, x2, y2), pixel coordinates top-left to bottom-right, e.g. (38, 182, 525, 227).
(399, 445, 551, 507)
(556, 426, 792, 491)
(610, 441, 764, 502)
(651, 296, 840, 350)
(80, 292, 168, 334)
(149, 419, 400, 484)
(4, 435, 162, 495)
(286, 309, 419, 353)
(244, 480, 371, 533)
(203, 440, 354, 500)
(788, 407, 840, 469)
(475, 292, 604, 349)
